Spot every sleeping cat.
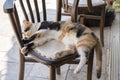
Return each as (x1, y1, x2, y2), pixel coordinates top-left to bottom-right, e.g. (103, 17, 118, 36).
(21, 20, 102, 78)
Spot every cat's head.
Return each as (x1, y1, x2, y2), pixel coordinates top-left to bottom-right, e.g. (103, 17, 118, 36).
(23, 20, 38, 38)
(23, 20, 61, 38)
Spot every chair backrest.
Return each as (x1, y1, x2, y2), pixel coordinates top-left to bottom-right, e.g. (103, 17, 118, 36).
(62, 0, 93, 12)
(62, 0, 107, 14)
(19, 0, 47, 23)
(60, 0, 94, 22)
(3, 0, 55, 50)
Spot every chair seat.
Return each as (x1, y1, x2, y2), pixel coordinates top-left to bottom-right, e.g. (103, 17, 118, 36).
(68, 0, 106, 7)
(29, 50, 78, 66)
(27, 40, 79, 65)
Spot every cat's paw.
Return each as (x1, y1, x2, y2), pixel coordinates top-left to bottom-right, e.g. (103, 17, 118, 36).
(21, 47, 29, 54)
(22, 38, 29, 44)
(73, 68, 80, 74)
(55, 51, 64, 58)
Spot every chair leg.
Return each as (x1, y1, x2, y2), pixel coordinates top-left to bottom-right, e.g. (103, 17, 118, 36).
(19, 52, 25, 80)
(56, 67, 61, 75)
(56, 0, 62, 21)
(87, 49, 94, 80)
(50, 66, 56, 80)
(100, 7, 105, 46)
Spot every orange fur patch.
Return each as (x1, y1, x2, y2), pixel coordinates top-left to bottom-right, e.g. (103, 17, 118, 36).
(76, 34, 97, 50)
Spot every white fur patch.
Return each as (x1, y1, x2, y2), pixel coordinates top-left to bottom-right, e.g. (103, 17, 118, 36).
(34, 40, 74, 59)
(74, 47, 88, 74)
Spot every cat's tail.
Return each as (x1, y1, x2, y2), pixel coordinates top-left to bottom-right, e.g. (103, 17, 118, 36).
(95, 40, 102, 78)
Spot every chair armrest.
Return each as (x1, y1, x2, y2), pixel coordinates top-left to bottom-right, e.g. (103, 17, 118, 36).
(3, 0, 15, 13)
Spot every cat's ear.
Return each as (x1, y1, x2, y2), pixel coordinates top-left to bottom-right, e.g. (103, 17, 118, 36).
(23, 20, 32, 28)
(23, 20, 28, 23)
(23, 20, 28, 27)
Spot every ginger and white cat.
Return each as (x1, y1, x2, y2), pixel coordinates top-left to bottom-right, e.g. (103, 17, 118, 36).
(21, 20, 102, 78)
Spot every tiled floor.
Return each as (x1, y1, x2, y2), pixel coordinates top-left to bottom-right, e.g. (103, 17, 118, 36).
(0, 0, 119, 80)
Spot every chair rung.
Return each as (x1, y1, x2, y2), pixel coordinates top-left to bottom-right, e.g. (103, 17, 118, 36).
(80, 14, 101, 20)
(62, 12, 71, 16)
(25, 57, 37, 62)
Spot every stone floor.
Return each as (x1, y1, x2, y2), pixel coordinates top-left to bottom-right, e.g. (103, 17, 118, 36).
(0, 0, 119, 80)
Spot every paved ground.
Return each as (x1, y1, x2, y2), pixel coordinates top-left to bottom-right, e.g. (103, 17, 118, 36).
(0, 0, 118, 80)
(109, 12, 120, 80)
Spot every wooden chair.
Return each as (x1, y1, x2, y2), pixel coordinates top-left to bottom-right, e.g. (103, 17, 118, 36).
(3, 0, 95, 80)
(57, 0, 107, 46)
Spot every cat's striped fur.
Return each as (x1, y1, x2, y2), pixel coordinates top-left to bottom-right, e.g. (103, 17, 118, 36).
(21, 20, 102, 78)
